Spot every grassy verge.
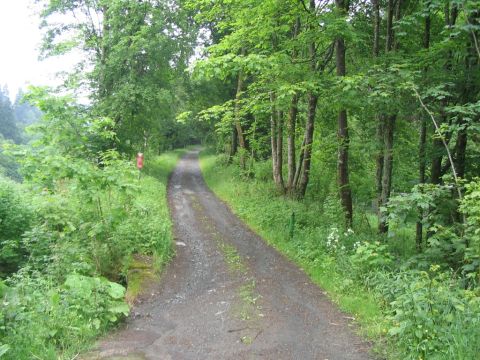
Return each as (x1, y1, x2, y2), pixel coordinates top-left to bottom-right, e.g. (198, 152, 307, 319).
(199, 151, 388, 356)
(142, 149, 186, 265)
(124, 149, 186, 302)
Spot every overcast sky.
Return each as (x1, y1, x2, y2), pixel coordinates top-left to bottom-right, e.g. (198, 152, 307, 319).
(0, 0, 78, 100)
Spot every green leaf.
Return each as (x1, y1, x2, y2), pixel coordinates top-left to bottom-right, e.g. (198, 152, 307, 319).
(388, 326, 403, 336)
(109, 303, 130, 316)
(107, 282, 126, 300)
(0, 344, 10, 357)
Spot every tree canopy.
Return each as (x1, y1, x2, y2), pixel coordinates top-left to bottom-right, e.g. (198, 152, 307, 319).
(1, 0, 480, 358)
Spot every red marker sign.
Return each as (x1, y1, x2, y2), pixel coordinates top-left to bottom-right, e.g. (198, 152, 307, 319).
(136, 153, 144, 170)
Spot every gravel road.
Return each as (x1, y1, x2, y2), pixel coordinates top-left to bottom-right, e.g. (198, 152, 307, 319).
(86, 149, 372, 360)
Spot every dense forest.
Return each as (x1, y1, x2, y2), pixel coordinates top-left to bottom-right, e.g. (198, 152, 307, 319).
(1, 0, 479, 359)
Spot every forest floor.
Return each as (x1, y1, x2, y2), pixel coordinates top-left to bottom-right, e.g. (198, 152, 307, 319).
(83, 149, 372, 360)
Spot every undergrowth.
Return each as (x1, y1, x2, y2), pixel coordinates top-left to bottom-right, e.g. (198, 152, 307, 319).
(0, 150, 184, 359)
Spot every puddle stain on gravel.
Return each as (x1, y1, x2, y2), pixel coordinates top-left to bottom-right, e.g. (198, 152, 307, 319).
(81, 351, 147, 360)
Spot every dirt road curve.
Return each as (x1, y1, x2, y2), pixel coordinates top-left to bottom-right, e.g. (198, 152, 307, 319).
(88, 149, 372, 360)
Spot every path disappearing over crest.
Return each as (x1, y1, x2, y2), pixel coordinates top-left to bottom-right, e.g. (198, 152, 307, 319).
(87, 149, 372, 360)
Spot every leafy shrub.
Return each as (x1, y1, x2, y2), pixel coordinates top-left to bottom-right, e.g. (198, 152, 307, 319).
(0, 142, 21, 182)
(0, 272, 128, 359)
(112, 176, 173, 266)
(351, 241, 394, 276)
(461, 178, 480, 279)
(0, 152, 179, 357)
(0, 89, 182, 358)
(386, 267, 480, 359)
(388, 183, 467, 271)
(215, 152, 231, 166)
(0, 179, 33, 276)
(252, 160, 272, 182)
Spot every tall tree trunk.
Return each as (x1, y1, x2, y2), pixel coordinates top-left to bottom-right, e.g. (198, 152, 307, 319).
(277, 110, 284, 187)
(287, 93, 299, 192)
(430, 136, 443, 184)
(378, 115, 396, 233)
(377, 0, 400, 234)
(234, 51, 247, 170)
(228, 125, 238, 164)
(372, 0, 380, 57)
(293, 137, 305, 189)
(297, 93, 318, 197)
(431, 3, 459, 184)
(430, 103, 449, 184)
(271, 93, 278, 178)
(456, 8, 480, 180)
(295, 1, 319, 198)
(393, 0, 402, 50)
(455, 123, 468, 179)
(336, 0, 353, 228)
(269, 31, 284, 192)
(423, 2, 431, 51)
(375, 117, 384, 217)
(416, 1, 431, 251)
(286, 18, 301, 194)
(270, 92, 285, 192)
(99, 4, 111, 100)
(372, 0, 383, 218)
(452, 10, 478, 225)
(385, 0, 395, 52)
(338, 107, 353, 228)
(416, 116, 427, 249)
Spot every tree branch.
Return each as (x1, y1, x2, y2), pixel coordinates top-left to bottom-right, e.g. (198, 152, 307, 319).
(413, 88, 463, 201)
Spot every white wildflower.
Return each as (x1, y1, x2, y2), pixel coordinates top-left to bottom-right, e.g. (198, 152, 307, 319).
(326, 227, 340, 252)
